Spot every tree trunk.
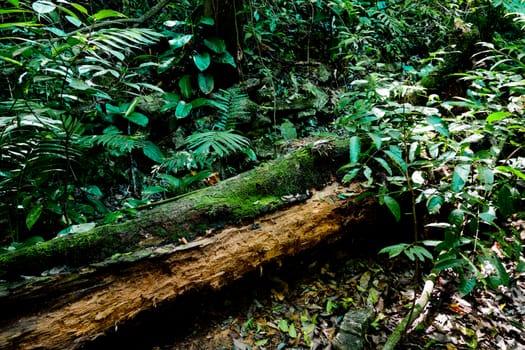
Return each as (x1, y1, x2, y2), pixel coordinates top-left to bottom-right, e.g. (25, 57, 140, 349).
(204, 0, 244, 87)
(0, 140, 380, 349)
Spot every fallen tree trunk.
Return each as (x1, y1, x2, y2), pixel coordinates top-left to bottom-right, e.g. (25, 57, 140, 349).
(0, 182, 377, 349)
(0, 139, 347, 279)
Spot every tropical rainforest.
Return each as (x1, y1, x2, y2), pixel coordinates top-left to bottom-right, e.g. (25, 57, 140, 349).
(1, 0, 525, 349)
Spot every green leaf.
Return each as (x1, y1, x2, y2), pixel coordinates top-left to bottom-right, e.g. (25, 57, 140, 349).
(169, 34, 193, 49)
(427, 195, 443, 214)
(410, 246, 433, 262)
(278, 319, 289, 332)
(142, 141, 164, 163)
(69, 78, 91, 91)
(448, 209, 465, 230)
(45, 27, 67, 37)
(32, 1, 56, 14)
(486, 111, 511, 123)
(65, 15, 83, 27)
(179, 75, 192, 99)
(426, 116, 449, 137)
(288, 322, 297, 338)
(193, 51, 211, 71)
(214, 51, 236, 67)
(496, 165, 525, 180)
(124, 112, 148, 127)
(349, 136, 360, 165)
(379, 243, 409, 258)
(26, 204, 43, 230)
(342, 167, 360, 183)
(433, 257, 465, 271)
(90, 9, 127, 21)
(368, 132, 382, 150)
(198, 72, 214, 94)
(374, 157, 392, 175)
(476, 165, 494, 187)
(199, 17, 214, 25)
(452, 163, 471, 192)
(57, 223, 96, 237)
(71, 3, 88, 15)
(163, 20, 186, 27)
(383, 195, 401, 222)
(204, 37, 227, 53)
(175, 101, 192, 118)
(384, 145, 407, 172)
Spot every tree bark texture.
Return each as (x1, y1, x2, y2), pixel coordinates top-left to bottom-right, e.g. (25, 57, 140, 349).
(0, 140, 347, 280)
(0, 139, 382, 349)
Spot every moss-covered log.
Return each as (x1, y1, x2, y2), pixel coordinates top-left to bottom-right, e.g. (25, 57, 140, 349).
(0, 139, 385, 349)
(0, 139, 348, 280)
(0, 180, 376, 350)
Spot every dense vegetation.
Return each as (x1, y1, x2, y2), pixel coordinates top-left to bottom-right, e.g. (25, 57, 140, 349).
(1, 0, 524, 298)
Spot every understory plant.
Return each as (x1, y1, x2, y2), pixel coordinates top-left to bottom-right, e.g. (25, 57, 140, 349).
(336, 11, 525, 295)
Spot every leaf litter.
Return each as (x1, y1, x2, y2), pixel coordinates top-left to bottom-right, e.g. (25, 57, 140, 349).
(155, 240, 525, 350)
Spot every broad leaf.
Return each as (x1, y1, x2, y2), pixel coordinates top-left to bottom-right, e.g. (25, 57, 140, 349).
(124, 112, 148, 127)
(349, 136, 360, 165)
(169, 34, 193, 49)
(193, 51, 211, 71)
(175, 101, 192, 118)
(384, 145, 407, 172)
(383, 195, 401, 222)
(179, 75, 192, 99)
(142, 141, 164, 163)
(214, 51, 236, 67)
(204, 37, 227, 53)
(452, 163, 471, 192)
(32, 1, 56, 14)
(486, 111, 511, 123)
(198, 72, 214, 94)
(26, 204, 43, 230)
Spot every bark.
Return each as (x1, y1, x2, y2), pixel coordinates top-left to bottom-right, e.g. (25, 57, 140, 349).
(0, 140, 375, 349)
(0, 140, 347, 280)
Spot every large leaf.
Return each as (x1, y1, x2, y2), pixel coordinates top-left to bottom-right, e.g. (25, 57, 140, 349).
(32, 1, 56, 14)
(349, 136, 360, 165)
(26, 204, 43, 230)
(452, 163, 471, 192)
(383, 195, 401, 222)
(175, 101, 192, 118)
(384, 145, 407, 172)
(204, 37, 227, 53)
(193, 51, 211, 71)
(142, 141, 164, 163)
(179, 75, 192, 99)
(124, 112, 148, 127)
(169, 34, 193, 49)
(198, 73, 214, 94)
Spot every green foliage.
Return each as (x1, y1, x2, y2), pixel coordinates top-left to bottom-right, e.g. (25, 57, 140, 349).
(0, 0, 164, 243)
(337, 4, 524, 295)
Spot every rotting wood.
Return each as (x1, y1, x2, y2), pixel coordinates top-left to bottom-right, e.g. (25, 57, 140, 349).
(0, 182, 376, 350)
(0, 139, 348, 280)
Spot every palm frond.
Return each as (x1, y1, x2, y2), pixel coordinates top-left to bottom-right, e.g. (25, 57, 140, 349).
(184, 130, 250, 158)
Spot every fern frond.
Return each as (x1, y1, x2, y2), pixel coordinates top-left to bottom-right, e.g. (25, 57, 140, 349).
(210, 88, 249, 130)
(81, 133, 144, 153)
(184, 130, 250, 157)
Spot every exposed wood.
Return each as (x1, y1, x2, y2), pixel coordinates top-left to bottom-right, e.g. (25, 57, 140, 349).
(0, 182, 376, 349)
(0, 140, 348, 280)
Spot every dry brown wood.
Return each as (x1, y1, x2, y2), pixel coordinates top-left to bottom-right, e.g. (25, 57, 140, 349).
(0, 183, 375, 349)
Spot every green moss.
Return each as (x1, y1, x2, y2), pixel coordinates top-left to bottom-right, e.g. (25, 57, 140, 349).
(0, 142, 349, 280)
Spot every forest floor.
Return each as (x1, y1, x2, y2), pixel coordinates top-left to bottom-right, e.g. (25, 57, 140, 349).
(91, 214, 525, 350)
